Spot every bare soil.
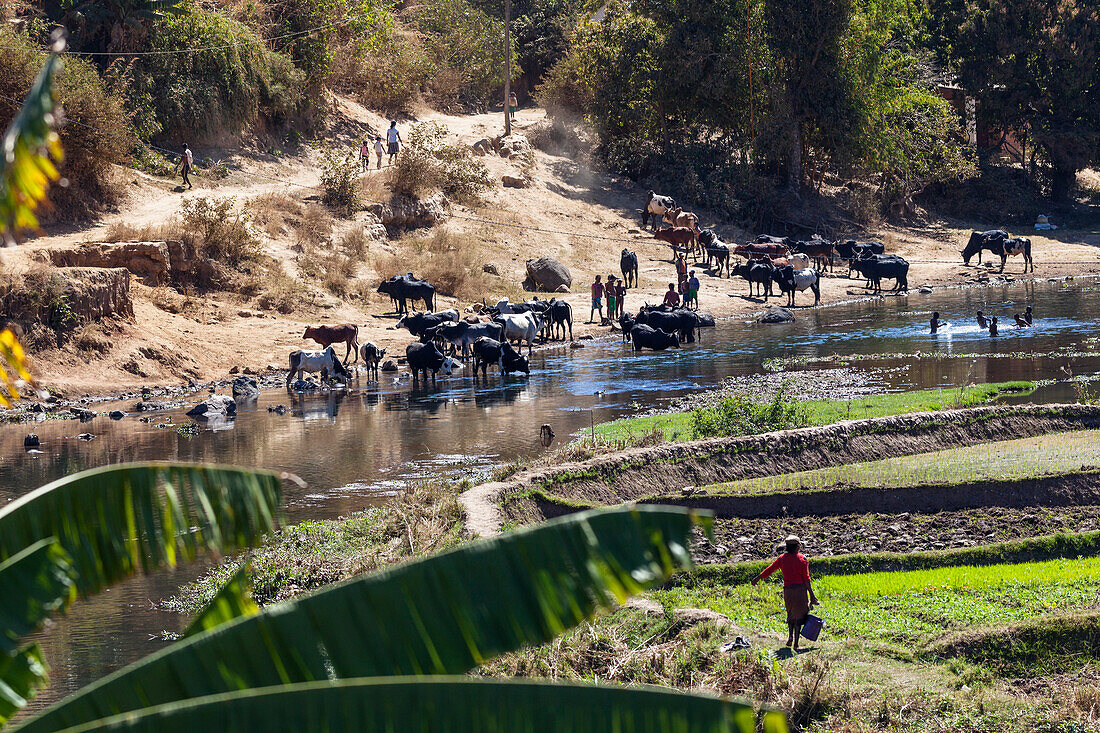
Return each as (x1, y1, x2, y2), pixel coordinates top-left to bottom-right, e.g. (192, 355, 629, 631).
(4, 97, 1100, 396)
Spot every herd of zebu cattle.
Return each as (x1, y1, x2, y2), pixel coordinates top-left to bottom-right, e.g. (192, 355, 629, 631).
(283, 192, 1036, 388)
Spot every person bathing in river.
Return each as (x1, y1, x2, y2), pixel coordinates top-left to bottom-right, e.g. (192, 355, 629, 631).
(1025, 305, 1033, 325)
(989, 316, 999, 336)
(1014, 313, 1031, 328)
(752, 535, 820, 650)
(976, 310, 988, 329)
(930, 311, 948, 334)
(663, 283, 681, 308)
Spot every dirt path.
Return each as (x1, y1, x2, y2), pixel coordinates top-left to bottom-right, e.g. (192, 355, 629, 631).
(5, 99, 1100, 395)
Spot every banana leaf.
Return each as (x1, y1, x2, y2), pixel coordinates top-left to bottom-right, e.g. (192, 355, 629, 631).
(49, 677, 778, 733)
(17, 506, 708, 733)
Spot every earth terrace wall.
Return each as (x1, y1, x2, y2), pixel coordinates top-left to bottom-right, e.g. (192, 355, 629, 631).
(458, 404, 1100, 535)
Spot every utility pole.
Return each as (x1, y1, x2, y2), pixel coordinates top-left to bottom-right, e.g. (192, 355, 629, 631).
(504, 0, 512, 136)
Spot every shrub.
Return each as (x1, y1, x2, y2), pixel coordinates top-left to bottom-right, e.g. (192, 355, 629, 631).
(0, 26, 133, 224)
(131, 9, 305, 140)
(0, 267, 79, 344)
(690, 383, 808, 439)
(178, 196, 262, 265)
(345, 32, 429, 115)
(391, 122, 491, 200)
(319, 147, 362, 216)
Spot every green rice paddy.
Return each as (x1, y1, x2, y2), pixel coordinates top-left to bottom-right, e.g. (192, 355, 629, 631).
(655, 556, 1100, 645)
(591, 381, 1035, 442)
(702, 429, 1100, 495)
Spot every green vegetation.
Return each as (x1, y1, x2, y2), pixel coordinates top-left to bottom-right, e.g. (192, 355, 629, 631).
(658, 556, 1100, 650)
(691, 384, 809, 440)
(391, 121, 492, 200)
(591, 381, 1035, 442)
(706, 429, 1100, 495)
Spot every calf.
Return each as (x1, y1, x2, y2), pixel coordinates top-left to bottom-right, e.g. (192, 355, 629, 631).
(618, 312, 636, 342)
(620, 249, 639, 288)
(772, 266, 821, 306)
(546, 299, 573, 341)
(406, 342, 458, 381)
(629, 324, 680, 351)
(732, 261, 775, 300)
(286, 346, 349, 387)
(699, 229, 730, 277)
(303, 324, 359, 364)
(471, 337, 530, 377)
(358, 342, 387, 379)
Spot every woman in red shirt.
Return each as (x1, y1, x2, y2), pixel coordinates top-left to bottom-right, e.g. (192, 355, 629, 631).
(752, 535, 820, 649)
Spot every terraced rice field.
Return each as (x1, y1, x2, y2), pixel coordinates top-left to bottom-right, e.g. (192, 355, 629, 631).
(705, 429, 1100, 495)
(656, 556, 1100, 645)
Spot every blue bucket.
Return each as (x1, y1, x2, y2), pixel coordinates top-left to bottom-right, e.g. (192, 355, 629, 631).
(801, 614, 825, 642)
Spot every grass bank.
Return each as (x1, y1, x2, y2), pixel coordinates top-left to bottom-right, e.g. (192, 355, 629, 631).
(702, 429, 1100, 495)
(591, 381, 1036, 443)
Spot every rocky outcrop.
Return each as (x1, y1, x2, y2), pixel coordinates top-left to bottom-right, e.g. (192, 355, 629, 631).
(57, 267, 134, 321)
(231, 375, 260, 397)
(502, 175, 529, 189)
(524, 256, 572, 292)
(49, 243, 169, 285)
(186, 395, 237, 419)
(358, 212, 389, 242)
(497, 134, 532, 159)
(367, 193, 448, 232)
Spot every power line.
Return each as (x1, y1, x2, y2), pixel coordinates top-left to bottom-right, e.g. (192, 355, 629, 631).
(0, 13, 366, 56)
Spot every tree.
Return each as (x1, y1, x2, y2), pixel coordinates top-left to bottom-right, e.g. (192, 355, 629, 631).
(762, 0, 857, 193)
(934, 0, 1100, 201)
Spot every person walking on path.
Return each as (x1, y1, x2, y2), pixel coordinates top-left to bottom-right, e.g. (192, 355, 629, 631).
(752, 535, 820, 650)
(588, 275, 604, 324)
(508, 92, 518, 120)
(373, 136, 386, 170)
(387, 121, 402, 166)
(685, 270, 700, 310)
(360, 139, 371, 171)
(176, 144, 194, 190)
(662, 283, 680, 308)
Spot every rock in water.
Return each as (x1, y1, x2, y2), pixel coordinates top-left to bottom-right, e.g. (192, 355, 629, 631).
(231, 375, 260, 398)
(757, 306, 795, 324)
(109, 410, 125, 420)
(23, 434, 40, 448)
(186, 395, 237, 419)
(524, 256, 572, 292)
(380, 359, 398, 372)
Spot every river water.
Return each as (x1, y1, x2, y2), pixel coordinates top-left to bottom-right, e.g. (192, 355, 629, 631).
(5, 277, 1100, 708)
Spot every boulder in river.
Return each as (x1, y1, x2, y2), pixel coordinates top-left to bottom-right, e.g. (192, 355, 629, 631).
(524, 256, 571, 292)
(70, 406, 96, 421)
(231, 375, 260, 398)
(109, 410, 125, 420)
(23, 434, 40, 448)
(186, 395, 237, 419)
(757, 306, 795, 324)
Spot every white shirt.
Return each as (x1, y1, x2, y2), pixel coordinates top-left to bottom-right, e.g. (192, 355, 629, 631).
(374, 139, 385, 155)
(387, 128, 400, 144)
(184, 149, 193, 165)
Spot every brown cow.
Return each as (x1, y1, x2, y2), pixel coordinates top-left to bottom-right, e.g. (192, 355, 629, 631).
(303, 324, 359, 364)
(654, 227, 698, 260)
(662, 208, 701, 258)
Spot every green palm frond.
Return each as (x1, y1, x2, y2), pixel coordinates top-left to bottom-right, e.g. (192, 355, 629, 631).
(0, 463, 286, 598)
(49, 677, 776, 733)
(18, 506, 708, 733)
(0, 40, 65, 246)
(183, 564, 258, 638)
(0, 540, 76, 656)
(0, 644, 49, 724)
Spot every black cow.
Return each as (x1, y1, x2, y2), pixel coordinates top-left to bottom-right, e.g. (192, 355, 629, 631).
(471, 337, 530, 377)
(636, 307, 696, 343)
(620, 249, 639, 288)
(396, 311, 456, 339)
(546, 299, 573, 341)
(378, 273, 436, 314)
(405, 342, 458, 381)
(629, 324, 680, 351)
(755, 234, 791, 246)
(835, 240, 885, 278)
(732, 261, 775, 299)
(699, 230, 730, 277)
(961, 230, 1009, 266)
(962, 230, 1033, 272)
(851, 254, 909, 293)
(358, 342, 386, 379)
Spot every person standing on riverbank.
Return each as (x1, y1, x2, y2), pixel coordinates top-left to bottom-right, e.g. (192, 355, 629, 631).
(589, 275, 604, 324)
(686, 270, 700, 310)
(752, 535, 819, 650)
(606, 275, 618, 324)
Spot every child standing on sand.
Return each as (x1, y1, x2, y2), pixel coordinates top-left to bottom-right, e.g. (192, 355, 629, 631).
(589, 275, 604, 324)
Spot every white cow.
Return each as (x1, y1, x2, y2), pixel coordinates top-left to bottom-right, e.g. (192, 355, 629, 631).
(494, 312, 544, 354)
(788, 253, 812, 271)
(286, 346, 349, 387)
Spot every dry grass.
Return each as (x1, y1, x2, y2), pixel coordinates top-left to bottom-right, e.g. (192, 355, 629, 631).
(71, 323, 112, 355)
(255, 261, 311, 313)
(373, 227, 519, 304)
(149, 285, 186, 314)
(249, 192, 305, 239)
(101, 220, 181, 243)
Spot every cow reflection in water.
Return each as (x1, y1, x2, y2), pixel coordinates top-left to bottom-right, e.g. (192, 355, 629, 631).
(472, 382, 529, 408)
(288, 389, 347, 421)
